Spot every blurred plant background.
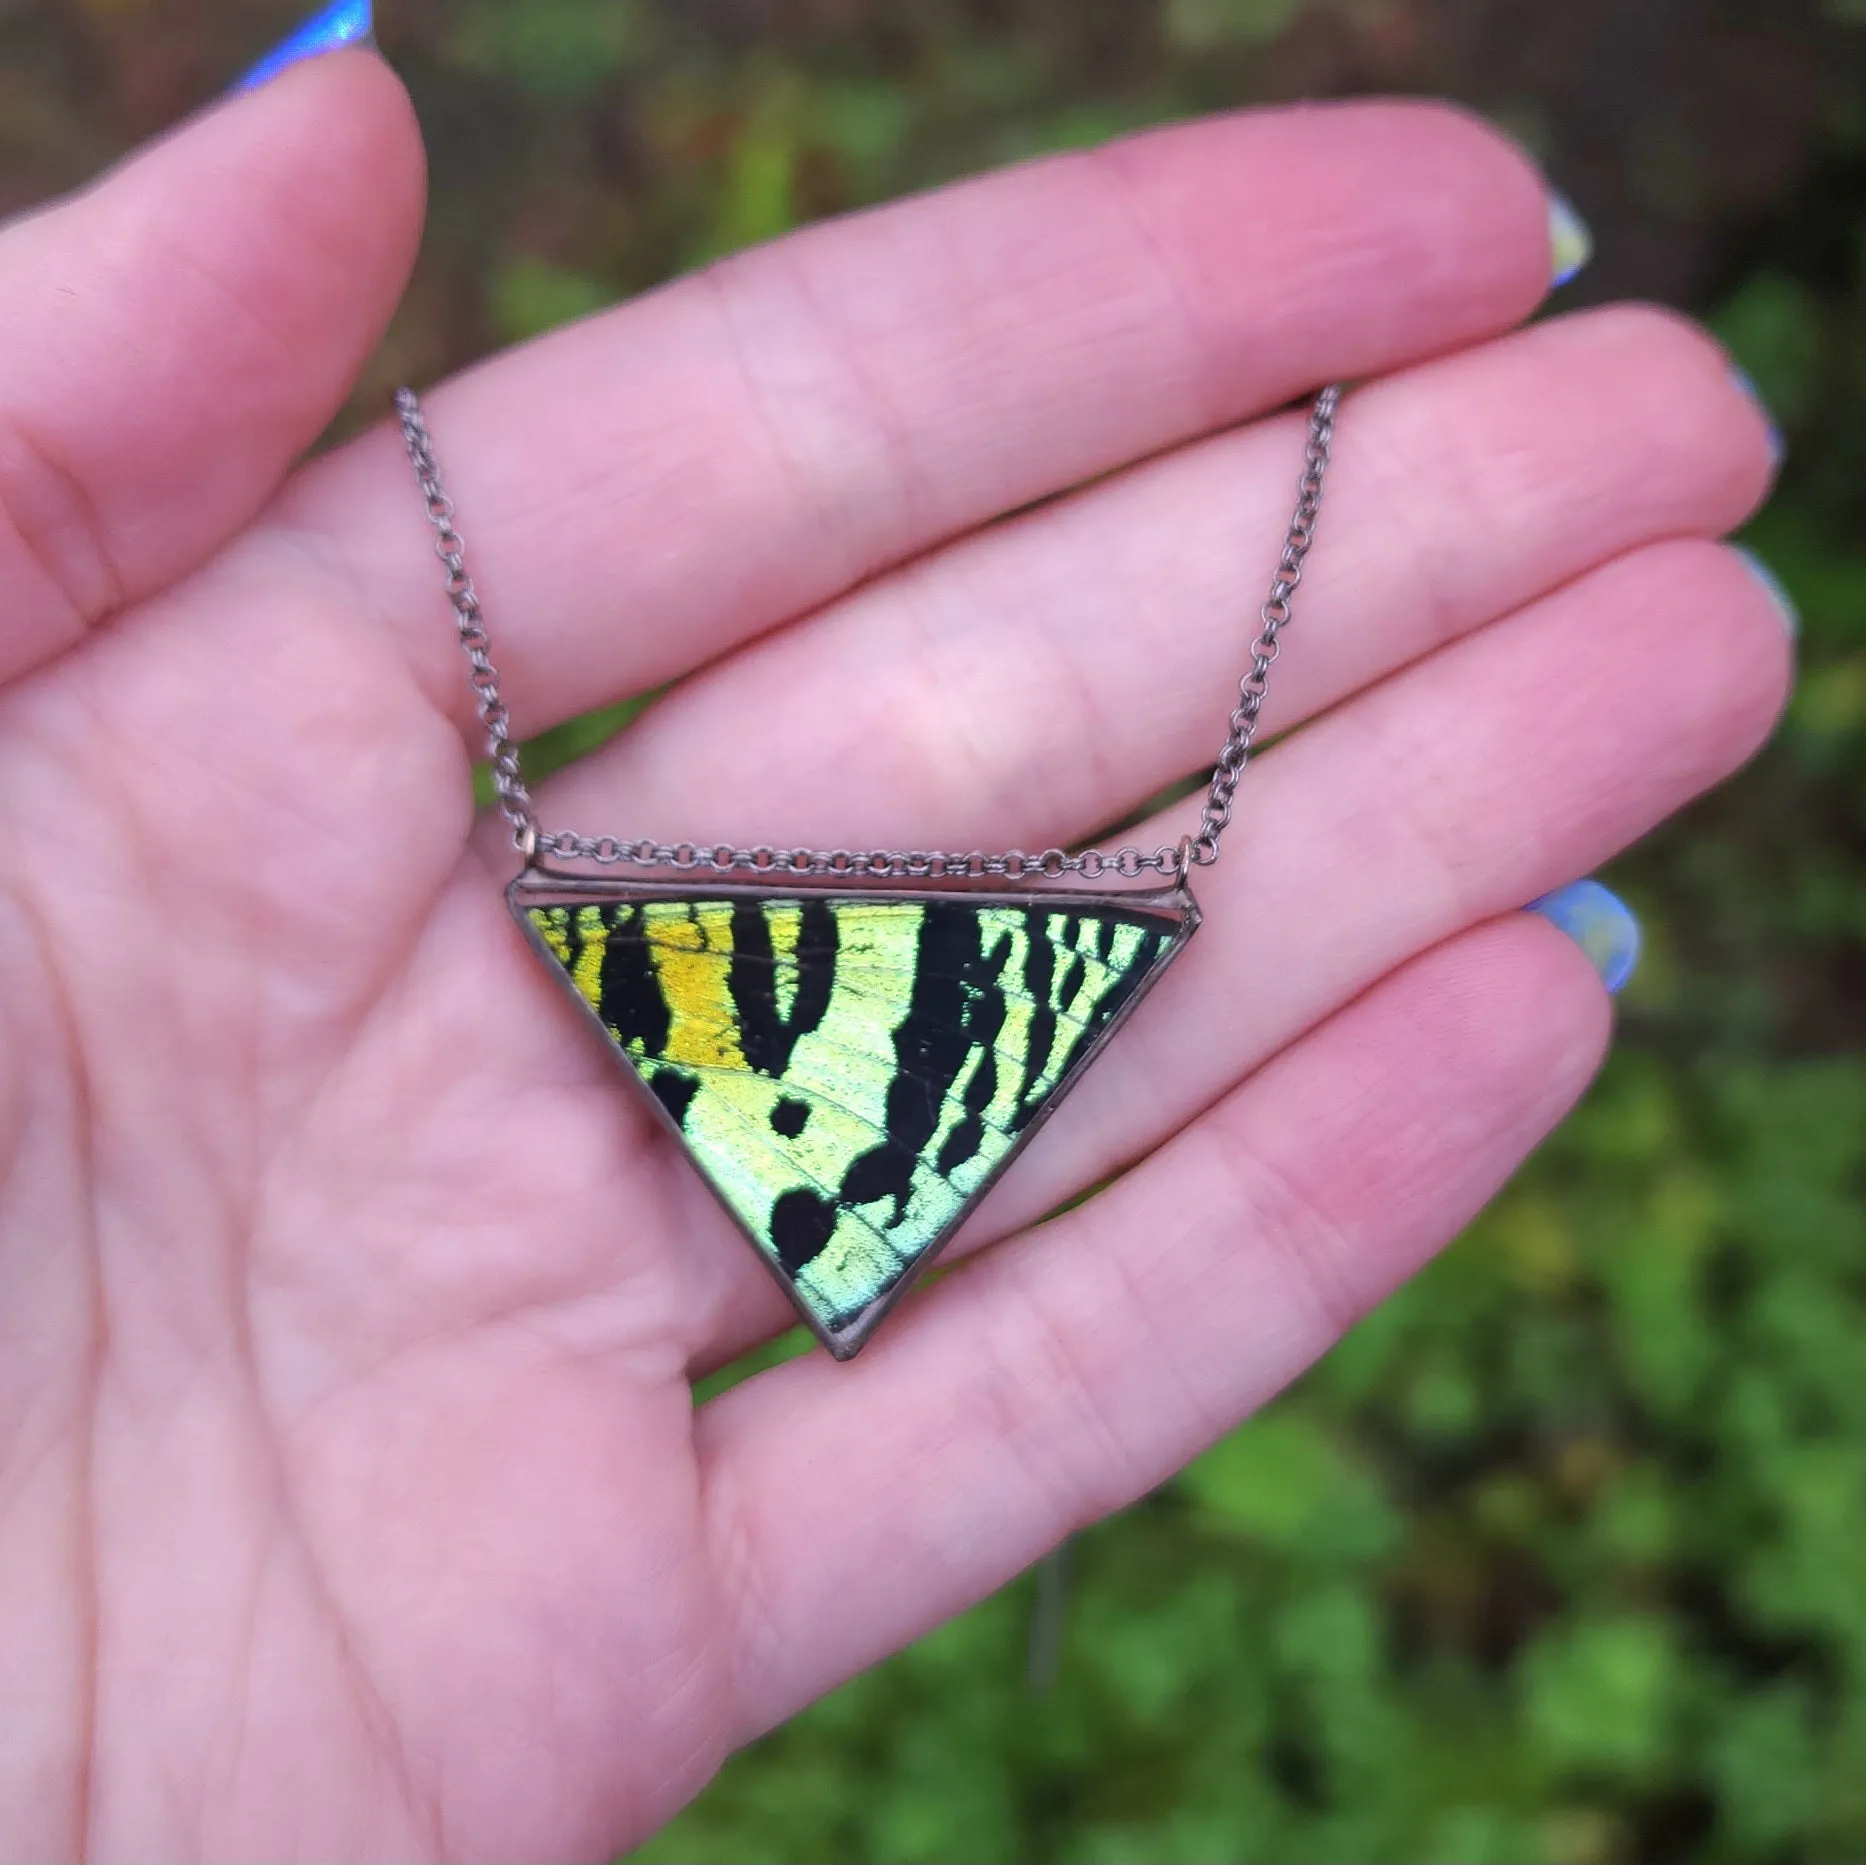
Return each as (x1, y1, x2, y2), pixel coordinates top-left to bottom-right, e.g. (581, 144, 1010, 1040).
(3, 0, 1864, 1859)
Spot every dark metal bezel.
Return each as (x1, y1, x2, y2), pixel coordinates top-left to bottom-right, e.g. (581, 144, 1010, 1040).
(507, 866, 1201, 1361)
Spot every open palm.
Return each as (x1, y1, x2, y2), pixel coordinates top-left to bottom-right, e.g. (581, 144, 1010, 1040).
(0, 53, 1784, 1863)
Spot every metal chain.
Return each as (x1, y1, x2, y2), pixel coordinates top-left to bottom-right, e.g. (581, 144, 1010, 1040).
(1184, 381, 1340, 871)
(395, 390, 537, 851)
(395, 381, 1340, 883)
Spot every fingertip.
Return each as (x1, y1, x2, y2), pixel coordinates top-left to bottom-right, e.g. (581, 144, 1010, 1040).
(1528, 879, 1643, 998)
(0, 45, 427, 676)
(130, 40, 430, 457)
(1064, 97, 1562, 371)
(213, 48, 428, 313)
(1548, 191, 1593, 288)
(1734, 544, 1798, 639)
(231, 0, 377, 95)
(1508, 907, 1619, 1109)
(1144, 97, 1563, 382)
(1323, 96, 1560, 308)
(1367, 913, 1616, 1148)
(1372, 103, 1593, 297)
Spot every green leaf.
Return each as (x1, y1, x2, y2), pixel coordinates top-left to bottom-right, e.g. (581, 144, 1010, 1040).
(1711, 273, 1824, 427)
(449, 0, 647, 101)
(1165, 0, 1308, 52)
(490, 255, 612, 345)
(714, 130, 797, 253)
(1179, 1412, 1400, 1565)
(1522, 1615, 1686, 1781)
(1708, 1684, 1820, 1854)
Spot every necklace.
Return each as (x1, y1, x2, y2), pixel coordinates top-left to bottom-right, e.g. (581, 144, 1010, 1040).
(396, 384, 1341, 1359)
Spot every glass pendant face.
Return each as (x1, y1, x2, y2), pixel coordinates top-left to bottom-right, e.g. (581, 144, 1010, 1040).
(511, 873, 1198, 1358)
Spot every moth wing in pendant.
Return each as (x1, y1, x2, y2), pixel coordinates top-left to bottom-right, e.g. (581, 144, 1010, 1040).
(509, 877, 1198, 1359)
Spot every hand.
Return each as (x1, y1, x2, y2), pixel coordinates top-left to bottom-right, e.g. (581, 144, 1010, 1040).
(0, 50, 1782, 1862)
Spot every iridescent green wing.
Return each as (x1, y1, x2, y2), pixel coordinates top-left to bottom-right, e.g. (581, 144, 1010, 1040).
(517, 886, 1194, 1357)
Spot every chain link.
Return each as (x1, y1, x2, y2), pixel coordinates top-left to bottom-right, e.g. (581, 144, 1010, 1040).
(396, 382, 1340, 881)
(395, 390, 538, 853)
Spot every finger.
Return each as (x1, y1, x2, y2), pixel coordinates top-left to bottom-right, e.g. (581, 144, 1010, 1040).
(678, 535, 1788, 1368)
(529, 303, 1775, 857)
(697, 915, 1612, 1738)
(0, 52, 423, 686)
(286, 100, 1557, 730)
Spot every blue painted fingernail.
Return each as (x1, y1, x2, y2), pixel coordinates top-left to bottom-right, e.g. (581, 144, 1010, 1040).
(1728, 365, 1786, 470)
(1529, 880, 1641, 996)
(234, 0, 374, 93)
(1736, 546, 1798, 638)
(1549, 192, 1592, 288)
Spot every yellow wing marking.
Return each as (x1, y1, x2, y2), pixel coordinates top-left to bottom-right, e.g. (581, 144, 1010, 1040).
(641, 902, 749, 1072)
(570, 905, 610, 1013)
(532, 906, 573, 969)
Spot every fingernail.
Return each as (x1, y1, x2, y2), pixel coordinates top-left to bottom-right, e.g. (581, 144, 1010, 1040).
(233, 0, 374, 93)
(1736, 546, 1798, 638)
(1728, 364, 1787, 471)
(1529, 880, 1641, 996)
(1549, 192, 1593, 288)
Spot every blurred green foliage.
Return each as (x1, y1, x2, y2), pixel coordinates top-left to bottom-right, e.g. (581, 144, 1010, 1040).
(4, 0, 1864, 1858)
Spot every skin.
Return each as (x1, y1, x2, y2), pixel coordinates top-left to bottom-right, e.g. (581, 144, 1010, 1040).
(0, 51, 1785, 1865)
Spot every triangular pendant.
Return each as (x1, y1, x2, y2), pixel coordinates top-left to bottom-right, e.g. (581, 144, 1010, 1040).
(509, 871, 1199, 1358)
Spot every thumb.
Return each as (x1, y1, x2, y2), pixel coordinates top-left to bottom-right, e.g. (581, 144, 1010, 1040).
(0, 47, 425, 685)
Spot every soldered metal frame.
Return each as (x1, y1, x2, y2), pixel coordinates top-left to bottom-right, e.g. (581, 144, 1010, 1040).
(508, 863, 1202, 1360)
